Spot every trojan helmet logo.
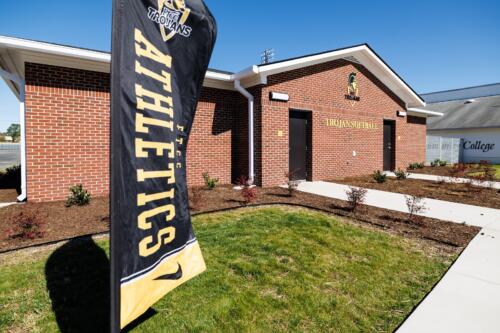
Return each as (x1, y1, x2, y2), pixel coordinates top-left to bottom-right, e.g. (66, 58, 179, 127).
(347, 72, 359, 97)
(345, 72, 360, 105)
(150, 0, 192, 42)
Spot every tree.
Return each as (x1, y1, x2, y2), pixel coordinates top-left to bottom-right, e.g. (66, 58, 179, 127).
(6, 124, 20, 142)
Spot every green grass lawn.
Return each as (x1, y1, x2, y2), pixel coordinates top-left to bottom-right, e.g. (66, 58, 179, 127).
(487, 164, 500, 178)
(0, 207, 454, 332)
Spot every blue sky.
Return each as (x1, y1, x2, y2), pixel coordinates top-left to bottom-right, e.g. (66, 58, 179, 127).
(0, 0, 499, 131)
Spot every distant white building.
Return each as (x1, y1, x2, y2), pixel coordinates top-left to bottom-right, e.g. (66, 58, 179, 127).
(423, 83, 500, 164)
(3, 135, 13, 142)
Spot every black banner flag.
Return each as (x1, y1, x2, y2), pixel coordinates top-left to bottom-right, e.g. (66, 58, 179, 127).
(110, 0, 216, 329)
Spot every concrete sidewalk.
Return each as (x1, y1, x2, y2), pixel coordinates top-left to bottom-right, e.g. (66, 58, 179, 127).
(385, 171, 500, 190)
(294, 181, 500, 333)
(0, 202, 17, 209)
(295, 181, 500, 230)
(398, 228, 500, 333)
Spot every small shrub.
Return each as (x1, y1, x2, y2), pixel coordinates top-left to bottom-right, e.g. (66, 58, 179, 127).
(345, 186, 367, 212)
(430, 159, 441, 167)
(430, 159, 447, 167)
(6, 211, 46, 240)
(65, 184, 91, 207)
(478, 161, 496, 181)
(394, 168, 409, 180)
(236, 175, 248, 187)
(407, 163, 418, 170)
(449, 163, 466, 177)
(202, 172, 219, 190)
(405, 195, 427, 224)
(372, 170, 386, 183)
(237, 176, 257, 205)
(284, 170, 299, 197)
(242, 187, 257, 204)
(408, 162, 425, 170)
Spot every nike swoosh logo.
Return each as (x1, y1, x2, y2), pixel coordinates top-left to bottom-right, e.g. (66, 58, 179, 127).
(155, 263, 183, 280)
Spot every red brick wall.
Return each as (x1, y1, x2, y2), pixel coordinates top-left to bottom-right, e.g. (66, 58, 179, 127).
(25, 63, 110, 202)
(24, 63, 242, 202)
(186, 87, 243, 186)
(24, 60, 426, 201)
(258, 59, 426, 187)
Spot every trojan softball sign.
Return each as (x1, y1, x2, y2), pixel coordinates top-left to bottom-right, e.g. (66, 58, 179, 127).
(110, 0, 216, 330)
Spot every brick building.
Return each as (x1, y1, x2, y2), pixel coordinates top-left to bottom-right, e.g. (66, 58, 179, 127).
(0, 36, 441, 202)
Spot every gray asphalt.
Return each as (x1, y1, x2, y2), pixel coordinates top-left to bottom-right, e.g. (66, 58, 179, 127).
(0, 149, 20, 170)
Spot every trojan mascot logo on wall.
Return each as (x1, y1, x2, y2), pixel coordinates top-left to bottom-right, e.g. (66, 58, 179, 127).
(345, 72, 361, 104)
(110, 0, 217, 330)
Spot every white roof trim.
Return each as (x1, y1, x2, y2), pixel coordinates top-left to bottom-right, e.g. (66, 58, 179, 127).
(407, 107, 443, 117)
(257, 45, 367, 74)
(0, 35, 110, 63)
(0, 35, 230, 89)
(233, 44, 425, 108)
(0, 36, 424, 104)
(205, 71, 232, 82)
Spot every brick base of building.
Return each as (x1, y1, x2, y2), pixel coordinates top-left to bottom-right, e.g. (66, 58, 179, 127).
(24, 60, 426, 202)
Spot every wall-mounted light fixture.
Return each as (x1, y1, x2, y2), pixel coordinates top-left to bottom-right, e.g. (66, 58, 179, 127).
(269, 92, 290, 102)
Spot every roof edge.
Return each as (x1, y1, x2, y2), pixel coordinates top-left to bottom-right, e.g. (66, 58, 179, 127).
(407, 108, 443, 117)
(0, 35, 232, 78)
(257, 43, 369, 68)
(0, 35, 426, 103)
(421, 82, 500, 97)
(254, 43, 425, 107)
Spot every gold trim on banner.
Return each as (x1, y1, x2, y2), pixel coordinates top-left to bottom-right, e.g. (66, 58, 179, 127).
(120, 241, 206, 328)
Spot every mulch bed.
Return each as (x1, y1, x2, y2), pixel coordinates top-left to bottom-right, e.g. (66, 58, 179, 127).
(334, 175, 500, 209)
(0, 189, 18, 203)
(0, 199, 110, 252)
(0, 186, 480, 253)
(415, 165, 500, 180)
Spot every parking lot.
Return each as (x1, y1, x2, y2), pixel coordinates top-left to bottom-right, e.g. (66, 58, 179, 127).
(0, 144, 20, 170)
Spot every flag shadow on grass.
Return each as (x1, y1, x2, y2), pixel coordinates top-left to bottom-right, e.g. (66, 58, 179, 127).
(45, 236, 156, 332)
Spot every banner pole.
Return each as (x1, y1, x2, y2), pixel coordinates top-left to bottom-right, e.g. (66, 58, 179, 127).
(108, 0, 216, 329)
(110, 0, 122, 331)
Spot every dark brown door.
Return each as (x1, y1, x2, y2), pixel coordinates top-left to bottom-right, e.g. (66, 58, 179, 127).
(289, 111, 308, 180)
(383, 120, 395, 171)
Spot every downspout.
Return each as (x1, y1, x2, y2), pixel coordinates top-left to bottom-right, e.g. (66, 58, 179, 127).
(0, 68, 27, 201)
(17, 82, 26, 202)
(234, 79, 254, 184)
